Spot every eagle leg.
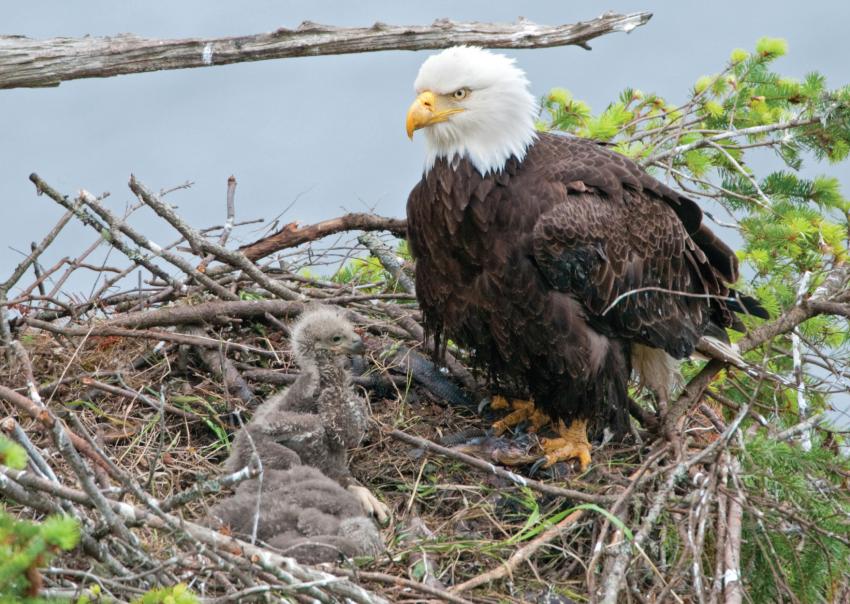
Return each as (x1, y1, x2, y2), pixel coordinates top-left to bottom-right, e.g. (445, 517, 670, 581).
(538, 419, 591, 471)
(491, 396, 549, 435)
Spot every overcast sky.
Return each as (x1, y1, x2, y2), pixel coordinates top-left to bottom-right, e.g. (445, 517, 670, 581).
(3, 2, 849, 422)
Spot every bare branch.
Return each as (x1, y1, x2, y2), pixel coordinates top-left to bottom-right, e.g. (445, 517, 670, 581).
(240, 213, 407, 262)
(386, 427, 616, 504)
(665, 264, 850, 432)
(0, 13, 652, 90)
(358, 232, 415, 294)
(453, 509, 585, 593)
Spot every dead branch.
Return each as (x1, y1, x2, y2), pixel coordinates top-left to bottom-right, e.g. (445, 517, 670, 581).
(665, 263, 850, 433)
(358, 232, 415, 294)
(453, 508, 585, 593)
(240, 213, 407, 262)
(80, 378, 199, 420)
(24, 318, 281, 358)
(197, 176, 238, 273)
(386, 427, 616, 504)
(104, 299, 301, 329)
(0, 385, 113, 475)
(129, 174, 301, 301)
(0, 12, 652, 90)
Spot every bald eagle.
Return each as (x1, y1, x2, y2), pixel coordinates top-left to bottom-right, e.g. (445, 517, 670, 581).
(404, 46, 765, 469)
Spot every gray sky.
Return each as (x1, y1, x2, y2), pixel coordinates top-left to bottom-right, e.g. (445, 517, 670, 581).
(3, 2, 849, 424)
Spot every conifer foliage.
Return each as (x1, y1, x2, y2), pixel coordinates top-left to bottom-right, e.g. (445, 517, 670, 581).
(0, 437, 79, 603)
(541, 37, 850, 602)
(1, 35, 849, 604)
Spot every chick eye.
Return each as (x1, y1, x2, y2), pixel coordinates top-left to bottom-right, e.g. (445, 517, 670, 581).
(452, 88, 469, 100)
(332, 335, 343, 343)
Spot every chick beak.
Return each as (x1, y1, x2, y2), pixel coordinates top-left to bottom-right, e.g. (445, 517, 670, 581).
(406, 90, 464, 139)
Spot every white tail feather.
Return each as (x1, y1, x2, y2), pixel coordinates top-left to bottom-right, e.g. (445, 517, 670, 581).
(694, 336, 745, 368)
(632, 344, 682, 403)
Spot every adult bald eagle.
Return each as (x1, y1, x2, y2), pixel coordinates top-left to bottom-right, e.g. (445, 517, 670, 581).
(404, 46, 765, 469)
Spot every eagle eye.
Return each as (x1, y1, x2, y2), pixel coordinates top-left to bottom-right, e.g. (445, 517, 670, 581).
(332, 335, 343, 343)
(452, 88, 469, 100)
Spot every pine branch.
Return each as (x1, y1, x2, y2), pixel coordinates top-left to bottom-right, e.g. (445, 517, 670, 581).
(645, 117, 820, 165)
(665, 263, 850, 433)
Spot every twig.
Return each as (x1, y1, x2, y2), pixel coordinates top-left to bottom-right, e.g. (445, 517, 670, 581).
(1, 210, 74, 292)
(452, 508, 585, 593)
(599, 404, 751, 604)
(791, 272, 813, 451)
(28, 174, 177, 287)
(386, 427, 616, 504)
(25, 318, 279, 358)
(81, 378, 200, 420)
(646, 117, 820, 165)
(705, 141, 772, 210)
(665, 263, 850, 433)
(198, 175, 237, 273)
(0, 384, 113, 474)
(723, 458, 743, 604)
(0, 417, 58, 482)
(159, 464, 260, 513)
(77, 189, 239, 301)
(336, 569, 476, 604)
(185, 326, 256, 406)
(129, 175, 301, 301)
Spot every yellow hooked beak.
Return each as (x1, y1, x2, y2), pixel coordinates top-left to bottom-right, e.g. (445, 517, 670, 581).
(406, 90, 465, 139)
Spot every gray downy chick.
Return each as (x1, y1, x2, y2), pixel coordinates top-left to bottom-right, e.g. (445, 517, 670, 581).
(207, 466, 382, 564)
(225, 306, 389, 522)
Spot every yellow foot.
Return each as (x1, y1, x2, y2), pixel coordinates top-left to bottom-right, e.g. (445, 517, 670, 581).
(539, 419, 592, 471)
(491, 396, 550, 435)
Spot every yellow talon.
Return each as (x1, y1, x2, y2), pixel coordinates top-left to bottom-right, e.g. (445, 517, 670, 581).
(490, 394, 511, 411)
(490, 397, 546, 435)
(527, 408, 550, 434)
(539, 419, 591, 471)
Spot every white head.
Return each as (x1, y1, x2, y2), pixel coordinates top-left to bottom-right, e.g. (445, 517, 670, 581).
(406, 46, 538, 176)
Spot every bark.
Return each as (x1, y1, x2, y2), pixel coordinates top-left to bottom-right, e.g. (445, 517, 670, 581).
(0, 12, 652, 90)
(358, 232, 415, 294)
(240, 214, 407, 262)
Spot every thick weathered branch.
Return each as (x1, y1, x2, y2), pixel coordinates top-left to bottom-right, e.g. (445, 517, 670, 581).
(104, 299, 301, 329)
(240, 214, 407, 262)
(0, 13, 652, 90)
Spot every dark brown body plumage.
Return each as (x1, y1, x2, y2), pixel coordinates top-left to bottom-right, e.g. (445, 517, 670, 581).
(407, 133, 757, 435)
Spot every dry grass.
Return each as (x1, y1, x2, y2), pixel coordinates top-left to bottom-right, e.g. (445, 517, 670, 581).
(2, 173, 847, 603)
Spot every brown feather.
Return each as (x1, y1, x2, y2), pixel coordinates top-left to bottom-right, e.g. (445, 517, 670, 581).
(407, 133, 746, 436)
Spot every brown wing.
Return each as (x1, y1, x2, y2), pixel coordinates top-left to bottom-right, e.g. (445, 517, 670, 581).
(529, 135, 736, 359)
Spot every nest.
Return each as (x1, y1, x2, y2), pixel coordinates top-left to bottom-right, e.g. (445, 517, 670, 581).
(1, 173, 848, 603)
